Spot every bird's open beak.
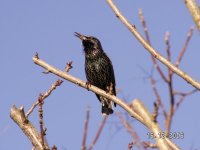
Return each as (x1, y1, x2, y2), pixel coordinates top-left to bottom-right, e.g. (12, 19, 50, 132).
(74, 32, 88, 41)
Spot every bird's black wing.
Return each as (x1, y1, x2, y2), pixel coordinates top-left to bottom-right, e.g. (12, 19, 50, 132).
(85, 52, 116, 106)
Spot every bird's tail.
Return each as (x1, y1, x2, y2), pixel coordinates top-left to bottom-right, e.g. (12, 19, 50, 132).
(101, 97, 113, 115)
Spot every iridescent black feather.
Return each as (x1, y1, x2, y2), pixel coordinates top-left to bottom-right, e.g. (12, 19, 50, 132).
(75, 32, 116, 115)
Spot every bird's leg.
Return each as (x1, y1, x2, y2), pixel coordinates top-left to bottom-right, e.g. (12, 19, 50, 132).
(106, 82, 114, 95)
(100, 96, 109, 109)
(85, 82, 91, 91)
(107, 82, 117, 107)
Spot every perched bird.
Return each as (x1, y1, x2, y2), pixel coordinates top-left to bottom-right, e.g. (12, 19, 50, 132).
(75, 32, 116, 115)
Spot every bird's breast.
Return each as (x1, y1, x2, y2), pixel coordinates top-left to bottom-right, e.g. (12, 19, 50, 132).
(86, 58, 102, 72)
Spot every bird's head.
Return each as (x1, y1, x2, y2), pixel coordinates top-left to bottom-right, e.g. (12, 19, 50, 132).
(74, 32, 103, 53)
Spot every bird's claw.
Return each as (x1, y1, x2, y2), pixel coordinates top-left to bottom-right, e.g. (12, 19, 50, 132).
(106, 83, 114, 95)
(85, 82, 91, 91)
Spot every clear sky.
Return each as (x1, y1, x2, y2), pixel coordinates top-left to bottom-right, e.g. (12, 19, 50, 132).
(0, 0, 200, 150)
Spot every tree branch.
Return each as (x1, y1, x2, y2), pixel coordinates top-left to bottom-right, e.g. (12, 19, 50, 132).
(166, 68, 174, 135)
(106, 0, 200, 90)
(175, 26, 194, 67)
(117, 112, 143, 150)
(81, 107, 90, 150)
(174, 89, 197, 112)
(149, 77, 167, 119)
(32, 54, 180, 150)
(139, 9, 168, 83)
(88, 116, 107, 150)
(184, 0, 200, 31)
(131, 100, 170, 150)
(26, 79, 63, 117)
(10, 105, 50, 150)
(32, 55, 144, 123)
(164, 31, 174, 135)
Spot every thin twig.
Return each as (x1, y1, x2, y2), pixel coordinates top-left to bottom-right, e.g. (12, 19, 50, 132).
(149, 77, 167, 119)
(166, 62, 174, 135)
(81, 107, 90, 150)
(143, 139, 181, 150)
(165, 138, 181, 150)
(138, 9, 151, 45)
(11, 60, 73, 149)
(106, 0, 200, 90)
(65, 61, 73, 72)
(26, 79, 63, 117)
(174, 89, 197, 96)
(152, 102, 158, 123)
(174, 89, 198, 112)
(142, 141, 157, 149)
(165, 31, 174, 135)
(26, 60, 72, 117)
(165, 32, 171, 62)
(88, 116, 107, 150)
(38, 95, 45, 147)
(117, 112, 143, 150)
(175, 26, 194, 67)
(128, 142, 133, 150)
(139, 9, 168, 83)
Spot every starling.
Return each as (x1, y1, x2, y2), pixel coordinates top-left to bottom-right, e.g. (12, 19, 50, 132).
(75, 32, 116, 115)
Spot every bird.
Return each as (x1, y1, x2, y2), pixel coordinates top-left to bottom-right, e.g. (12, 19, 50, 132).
(75, 32, 116, 115)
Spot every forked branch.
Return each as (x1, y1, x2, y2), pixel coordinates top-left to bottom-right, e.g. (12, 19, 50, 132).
(10, 106, 50, 150)
(106, 0, 200, 90)
(32, 54, 180, 150)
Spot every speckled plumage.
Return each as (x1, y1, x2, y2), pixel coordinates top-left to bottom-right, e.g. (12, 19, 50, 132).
(75, 32, 116, 115)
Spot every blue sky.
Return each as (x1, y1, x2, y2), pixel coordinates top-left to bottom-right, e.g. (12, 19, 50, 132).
(0, 0, 200, 149)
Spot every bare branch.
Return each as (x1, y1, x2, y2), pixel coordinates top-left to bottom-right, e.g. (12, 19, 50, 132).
(152, 102, 159, 123)
(174, 89, 198, 112)
(174, 89, 197, 96)
(26, 79, 63, 117)
(166, 65, 174, 135)
(175, 26, 194, 67)
(81, 107, 90, 150)
(32, 55, 143, 123)
(65, 61, 73, 72)
(149, 77, 167, 119)
(131, 100, 171, 150)
(164, 31, 175, 135)
(117, 112, 143, 150)
(106, 0, 200, 90)
(33, 54, 180, 150)
(139, 9, 168, 82)
(88, 116, 107, 150)
(38, 95, 45, 148)
(165, 138, 181, 150)
(10, 60, 74, 149)
(165, 32, 171, 62)
(164, 31, 174, 135)
(10, 105, 50, 150)
(143, 141, 157, 149)
(134, 101, 181, 150)
(26, 61, 72, 117)
(184, 0, 200, 31)
(138, 9, 151, 45)
(128, 142, 133, 150)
